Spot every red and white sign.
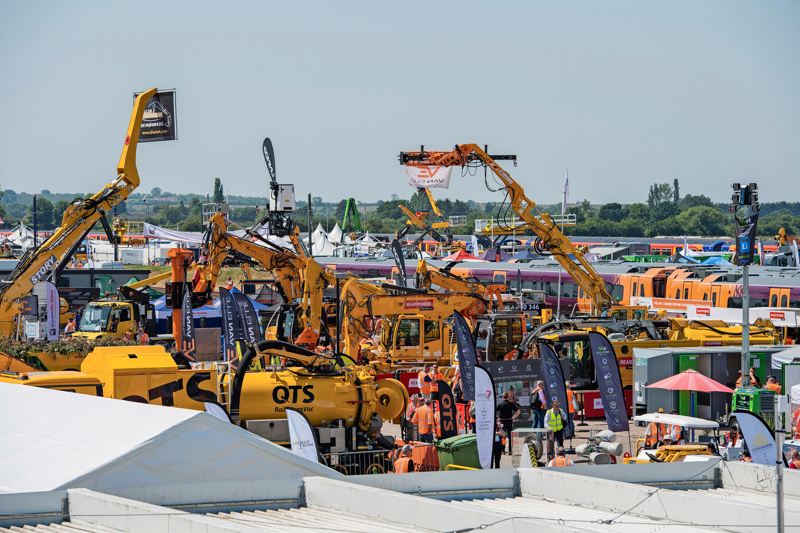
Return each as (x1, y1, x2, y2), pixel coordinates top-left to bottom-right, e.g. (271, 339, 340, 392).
(404, 299, 434, 310)
(618, 358, 633, 367)
(771, 312, 786, 320)
(406, 166, 452, 189)
(703, 341, 723, 346)
(696, 307, 711, 316)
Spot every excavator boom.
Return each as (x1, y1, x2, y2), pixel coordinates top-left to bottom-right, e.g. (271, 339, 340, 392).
(0, 88, 158, 338)
(401, 144, 614, 314)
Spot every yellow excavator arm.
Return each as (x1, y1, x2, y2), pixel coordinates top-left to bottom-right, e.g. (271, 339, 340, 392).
(415, 260, 504, 309)
(401, 144, 614, 314)
(0, 88, 158, 338)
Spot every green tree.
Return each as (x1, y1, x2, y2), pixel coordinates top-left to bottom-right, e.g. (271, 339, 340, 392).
(675, 206, 726, 236)
(627, 203, 649, 220)
(650, 201, 679, 222)
(213, 178, 224, 203)
(182, 215, 202, 232)
(116, 200, 127, 215)
(680, 194, 713, 209)
(188, 196, 202, 217)
(151, 187, 162, 197)
(673, 179, 680, 203)
(647, 183, 673, 208)
(375, 200, 406, 220)
(334, 199, 348, 222)
(484, 202, 496, 214)
(231, 206, 257, 224)
(53, 200, 70, 226)
(597, 202, 626, 222)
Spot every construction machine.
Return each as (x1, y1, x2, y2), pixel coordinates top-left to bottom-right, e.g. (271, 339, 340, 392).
(400, 144, 617, 316)
(415, 259, 505, 310)
(0, 88, 158, 340)
(338, 277, 487, 367)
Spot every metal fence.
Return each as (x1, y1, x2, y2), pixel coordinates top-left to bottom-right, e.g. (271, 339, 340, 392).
(321, 444, 440, 475)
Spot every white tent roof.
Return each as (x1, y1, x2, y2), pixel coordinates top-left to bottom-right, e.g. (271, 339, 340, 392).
(328, 222, 344, 244)
(357, 231, 379, 244)
(772, 346, 800, 369)
(6, 223, 34, 247)
(0, 383, 337, 494)
(311, 233, 337, 256)
(312, 222, 326, 240)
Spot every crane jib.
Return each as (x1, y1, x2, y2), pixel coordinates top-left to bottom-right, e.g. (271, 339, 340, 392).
(30, 255, 57, 285)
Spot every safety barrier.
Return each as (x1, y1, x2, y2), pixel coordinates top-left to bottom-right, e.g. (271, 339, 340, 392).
(321, 443, 441, 475)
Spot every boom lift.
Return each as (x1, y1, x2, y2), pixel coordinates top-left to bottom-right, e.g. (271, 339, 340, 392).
(400, 144, 615, 315)
(0, 88, 158, 339)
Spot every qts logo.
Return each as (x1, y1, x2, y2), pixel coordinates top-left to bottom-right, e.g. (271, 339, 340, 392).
(273, 385, 315, 404)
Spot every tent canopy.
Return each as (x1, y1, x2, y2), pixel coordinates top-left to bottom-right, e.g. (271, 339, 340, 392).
(701, 256, 733, 266)
(510, 249, 537, 261)
(328, 222, 344, 244)
(442, 250, 482, 261)
(479, 248, 511, 262)
(311, 233, 337, 256)
(0, 382, 337, 494)
(667, 252, 701, 264)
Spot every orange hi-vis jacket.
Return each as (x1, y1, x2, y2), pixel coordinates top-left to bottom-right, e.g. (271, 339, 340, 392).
(412, 405, 434, 435)
(566, 390, 576, 414)
(766, 382, 782, 394)
(548, 456, 573, 467)
(434, 411, 441, 438)
(418, 371, 431, 395)
(395, 457, 412, 473)
(645, 422, 667, 447)
(429, 371, 443, 392)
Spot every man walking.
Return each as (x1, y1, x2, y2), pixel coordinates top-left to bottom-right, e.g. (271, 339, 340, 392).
(412, 398, 435, 444)
(418, 364, 432, 400)
(497, 392, 519, 454)
(544, 399, 568, 458)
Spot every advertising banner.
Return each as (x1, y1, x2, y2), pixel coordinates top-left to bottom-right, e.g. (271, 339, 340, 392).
(135, 90, 177, 142)
(588, 332, 629, 432)
(406, 165, 452, 189)
(180, 287, 196, 359)
(734, 212, 759, 266)
(286, 407, 321, 464)
(14, 295, 38, 316)
(735, 410, 785, 467)
(219, 288, 241, 367)
(437, 380, 458, 440)
(44, 282, 59, 341)
(452, 312, 477, 401)
(540, 343, 571, 438)
(233, 292, 262, 344)
(475, 365, 496, 470)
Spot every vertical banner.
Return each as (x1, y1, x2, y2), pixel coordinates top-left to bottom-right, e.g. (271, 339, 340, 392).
(588, 332, 629, 432)
(539, 343, 572, 438)
(219, 288, 242, 367)
(437, 380, 458, 440)
(44, 282, 59, 341)
(286, 407, 321, 464)
(406, 165, 452, 189)
(734, 212, 759, 266)
(181, 287, 196, 360)
(452, 312, 477, 401)
(735, 410, 785, 467)
(233, 292, 262, 344)
(135, 90, 177, 142)
(475, 365, 496, 470)
(262, 138, 277, 182)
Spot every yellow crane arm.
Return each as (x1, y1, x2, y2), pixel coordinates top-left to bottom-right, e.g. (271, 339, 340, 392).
(416, 260, 505, 309)
(0, 88, 158, 338)
(125, 265, 198, 290)
(422, 188, 450, 230)
(402, 143, 614, 314)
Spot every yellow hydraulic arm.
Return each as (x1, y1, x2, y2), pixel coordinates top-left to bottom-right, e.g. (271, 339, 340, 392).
(0, 88, 158, 339)
(415, 260, 504, 310)
(401, 144, 614, 314)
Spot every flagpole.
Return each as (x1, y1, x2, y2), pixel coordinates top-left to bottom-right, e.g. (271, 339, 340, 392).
(557, 170, 568, 319)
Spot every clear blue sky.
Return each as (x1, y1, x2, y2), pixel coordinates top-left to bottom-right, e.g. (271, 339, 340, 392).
(1, 1, 798, 206)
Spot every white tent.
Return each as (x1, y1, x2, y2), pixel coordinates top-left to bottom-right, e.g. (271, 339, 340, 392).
(328, 222, 344, 244)
(6, 223, 34, 250)
(0, 383, 337, 494)
(770, 346, 800, 370)
(311, 233, 337, 256)
(357, 232, 379, 244)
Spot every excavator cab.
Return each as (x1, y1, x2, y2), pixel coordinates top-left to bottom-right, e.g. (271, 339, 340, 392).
(379, 315, 452, 364)
(473, 313, 527, 361)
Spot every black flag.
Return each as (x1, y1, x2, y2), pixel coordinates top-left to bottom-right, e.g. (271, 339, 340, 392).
(219, 288, 242, 367)
(180, 286, 196, 360)
(539, 343, 571, 438)
(233, 291, 262, 344)
(588, 332, 629, 432)
(437, 380, 458, 439)
(262, 138, 277, 182)
(734, 212, 759, 266)
(452, 312, 477, 401)
(135, 90, 177, 142)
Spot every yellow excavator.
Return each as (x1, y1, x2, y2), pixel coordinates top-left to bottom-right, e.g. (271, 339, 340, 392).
(415, 259, 506, 310)
(0, 88, 158, 340)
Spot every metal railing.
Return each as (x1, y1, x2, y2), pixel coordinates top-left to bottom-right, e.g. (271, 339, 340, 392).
(321, 443, 440, 475)
(474, 213, 577, 233)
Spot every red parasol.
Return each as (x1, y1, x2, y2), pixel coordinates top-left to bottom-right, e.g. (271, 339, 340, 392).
(645, 369, 734, 393)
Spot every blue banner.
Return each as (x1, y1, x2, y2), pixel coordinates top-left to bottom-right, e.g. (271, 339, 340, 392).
(540, 343, 572, 438)
(588, 332, 629, 432)
(452, 312, 477, 401)
(219, 288, 241, 367)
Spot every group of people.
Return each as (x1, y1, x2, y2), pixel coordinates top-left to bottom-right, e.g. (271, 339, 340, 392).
(405, 395, 466, 444)
(735, 367, 783, 394)
(529, 380, 578, 435)
(62, 317, 150, 344)
(644, 409, 687, 448)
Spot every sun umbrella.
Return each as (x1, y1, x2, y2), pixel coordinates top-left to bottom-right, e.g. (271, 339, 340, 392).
(645, 369, 734, 394)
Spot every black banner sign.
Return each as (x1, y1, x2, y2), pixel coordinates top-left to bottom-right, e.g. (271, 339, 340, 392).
(481, 358, 569, 384)
(219, 288, 241, 367)
(588, 332, 629, 432)
(452, 312, 477, 401)
(734, 212, 759, 266)
(180, 286, 196, 360)
(136, 90, 177, 142)
(540, 343, 572, 438)
(437, 380, 458, 439)
(14, 295, 38, 316)
(262, 138, 276, 182)
(233, 291, 262, 345)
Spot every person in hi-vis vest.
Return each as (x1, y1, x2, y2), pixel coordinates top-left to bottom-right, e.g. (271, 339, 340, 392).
(543, 399, 568, 458)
